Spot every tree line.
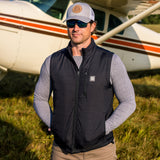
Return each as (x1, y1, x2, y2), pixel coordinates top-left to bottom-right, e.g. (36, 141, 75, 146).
(141, 15, 160, 24)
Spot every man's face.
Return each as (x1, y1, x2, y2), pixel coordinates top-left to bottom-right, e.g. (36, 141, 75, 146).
(67, 20, 96, 46)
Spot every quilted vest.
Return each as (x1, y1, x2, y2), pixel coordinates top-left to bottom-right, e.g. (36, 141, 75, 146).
(50, 39, 114, 154)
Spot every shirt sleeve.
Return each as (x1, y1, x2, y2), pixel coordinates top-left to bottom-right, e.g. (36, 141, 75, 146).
(33, 55, 52, 128)
(105, 54, 136, 135)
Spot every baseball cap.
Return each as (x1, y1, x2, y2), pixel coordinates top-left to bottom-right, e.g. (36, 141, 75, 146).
(64, 2, 95, 23)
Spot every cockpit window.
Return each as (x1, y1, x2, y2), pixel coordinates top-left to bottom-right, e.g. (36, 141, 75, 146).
(93, 9, 105, 31)
(108, 14, 124, 34)
(22, 0, 70, 20)
(46, 0, 70, 19)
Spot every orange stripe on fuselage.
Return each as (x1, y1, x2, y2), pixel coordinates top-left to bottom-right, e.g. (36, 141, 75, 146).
(0, 16, 160, 54)
(107, 38, 160, 53)
(0, 16, 68, 34)
(92, 35, 160, 53)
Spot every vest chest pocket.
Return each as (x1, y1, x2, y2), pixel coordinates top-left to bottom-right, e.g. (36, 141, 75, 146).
(87, 74, 108, 91)
(84, 73, 112, 112)
(53, 72, 76, 92)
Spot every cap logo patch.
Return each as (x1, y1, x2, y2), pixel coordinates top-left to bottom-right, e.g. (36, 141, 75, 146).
(72, 5, 82, 13)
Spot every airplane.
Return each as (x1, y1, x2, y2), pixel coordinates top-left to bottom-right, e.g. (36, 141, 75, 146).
(0, 0, 160, 81)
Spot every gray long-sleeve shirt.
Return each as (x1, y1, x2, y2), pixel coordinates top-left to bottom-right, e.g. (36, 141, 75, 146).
(33, 53, 136, 135)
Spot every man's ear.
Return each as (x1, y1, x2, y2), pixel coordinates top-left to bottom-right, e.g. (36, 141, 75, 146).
(91, 21, 97, 34)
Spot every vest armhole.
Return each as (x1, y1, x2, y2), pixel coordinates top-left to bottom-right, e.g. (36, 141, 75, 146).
(106, 52, 114, 87)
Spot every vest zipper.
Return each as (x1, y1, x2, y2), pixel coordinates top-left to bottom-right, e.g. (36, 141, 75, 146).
(72, 70, 80, 151)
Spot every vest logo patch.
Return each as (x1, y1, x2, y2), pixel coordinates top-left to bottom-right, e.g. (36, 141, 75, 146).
(90, 76, 95, 82)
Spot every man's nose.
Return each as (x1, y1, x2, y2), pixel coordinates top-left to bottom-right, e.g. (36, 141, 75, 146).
(73, 24, 80, 31)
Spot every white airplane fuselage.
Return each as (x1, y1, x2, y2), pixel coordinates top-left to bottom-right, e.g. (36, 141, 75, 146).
(0, 0, 160, 77)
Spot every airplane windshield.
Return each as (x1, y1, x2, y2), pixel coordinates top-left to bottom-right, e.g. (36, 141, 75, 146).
(108, 14, 124, 35)
(22, 0, 70, 20)
(93, 9, 105, 31)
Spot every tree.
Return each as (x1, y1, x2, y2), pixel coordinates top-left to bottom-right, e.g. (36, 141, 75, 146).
(141, 15, 160, 24)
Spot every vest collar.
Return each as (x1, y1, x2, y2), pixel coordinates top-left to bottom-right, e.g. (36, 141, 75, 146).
(67, 38, 96, 58)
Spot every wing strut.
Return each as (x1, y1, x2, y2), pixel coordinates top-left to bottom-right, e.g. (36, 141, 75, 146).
(95, 1, 160, 45)
(0, 66, 7, 81)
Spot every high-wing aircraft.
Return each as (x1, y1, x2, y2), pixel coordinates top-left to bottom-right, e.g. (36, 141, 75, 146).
(0, 0, 160, 80)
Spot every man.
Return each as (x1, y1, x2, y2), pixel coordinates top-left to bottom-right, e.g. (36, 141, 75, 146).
(33, 2, 136, 160)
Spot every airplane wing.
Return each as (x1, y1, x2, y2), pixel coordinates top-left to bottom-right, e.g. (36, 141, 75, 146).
(81, 0, 160, 15)
(92, 0, 160, 44)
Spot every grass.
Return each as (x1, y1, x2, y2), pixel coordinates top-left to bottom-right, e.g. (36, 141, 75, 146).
(0, 72, 54, 160)
(0, 70, 160, 160)
(142, 24, 160, 33)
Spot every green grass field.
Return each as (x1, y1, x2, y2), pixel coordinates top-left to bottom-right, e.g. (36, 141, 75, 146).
(0, 24, 160, 159)
(142, 24, 160, 33)
(0, 70, 160, 160)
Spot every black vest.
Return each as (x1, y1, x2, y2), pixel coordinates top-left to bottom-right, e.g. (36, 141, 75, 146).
(50, 39, 114, 154)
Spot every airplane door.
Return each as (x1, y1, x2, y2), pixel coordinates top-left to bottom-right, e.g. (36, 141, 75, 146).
(12, 3, 64, 74)
(0, 2, 21, 70)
